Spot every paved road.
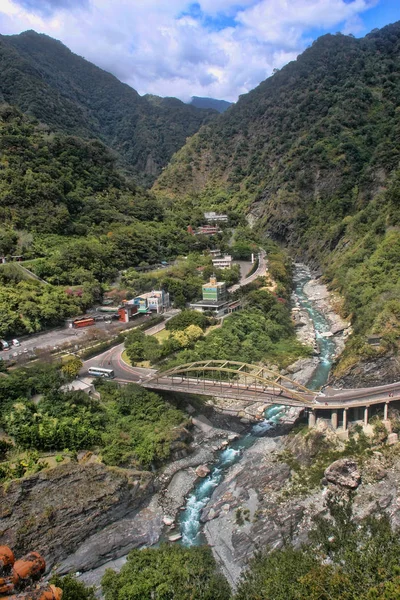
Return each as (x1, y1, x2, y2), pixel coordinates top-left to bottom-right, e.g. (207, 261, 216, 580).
(228, 250, 267, 293)
(0, 319, 143, 362)
(1, 309, 180, 363)
(80, 309, 179, 381)
(83, 343, 156, 383)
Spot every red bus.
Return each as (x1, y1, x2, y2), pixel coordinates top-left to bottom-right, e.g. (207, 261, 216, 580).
(72, 317, 95, 328)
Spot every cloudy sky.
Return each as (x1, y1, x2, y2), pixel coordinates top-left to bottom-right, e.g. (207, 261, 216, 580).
(1, 0, 400, 102)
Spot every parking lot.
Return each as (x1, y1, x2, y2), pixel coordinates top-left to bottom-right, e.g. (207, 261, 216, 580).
(0, 315, 150, 362)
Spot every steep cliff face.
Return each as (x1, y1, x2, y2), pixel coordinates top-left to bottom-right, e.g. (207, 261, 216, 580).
(156, 23, 400, 255)
(0, 462, 154, 570)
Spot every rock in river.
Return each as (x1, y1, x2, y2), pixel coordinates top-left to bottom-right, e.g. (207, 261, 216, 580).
(196, 465, 211, 478)
(324, 458, 361, 489)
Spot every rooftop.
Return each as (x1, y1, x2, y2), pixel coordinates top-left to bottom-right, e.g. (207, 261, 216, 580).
(190, 299, 229, 308)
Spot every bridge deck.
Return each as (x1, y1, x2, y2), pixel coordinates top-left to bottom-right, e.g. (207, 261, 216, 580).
(142, 377, 400, 410)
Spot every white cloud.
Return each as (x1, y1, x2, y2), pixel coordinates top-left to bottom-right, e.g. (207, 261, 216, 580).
(0, 0, 380, 101)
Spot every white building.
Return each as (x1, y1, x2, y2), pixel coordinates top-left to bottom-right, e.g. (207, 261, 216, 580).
(212, 255, 233, 270)
(208, 249, 221, 257)
(138, 290, 170, 313)
(204, 211, 228, 223)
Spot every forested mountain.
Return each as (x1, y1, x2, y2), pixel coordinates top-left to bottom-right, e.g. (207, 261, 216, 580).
(0, 30, 216, 186)
(0, 106, 212, 337)
(155, 22, 400, 374)
(0, 104, 150, 235)
(190, 97, 232, 113)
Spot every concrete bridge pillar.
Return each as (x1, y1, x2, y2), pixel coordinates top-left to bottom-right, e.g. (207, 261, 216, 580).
(308, 410, 316, 428)
(384, 402, 389, 421)
(364, 407, 369, 427)
(331, 410, 338, 430)
(343, 408, 348, 431)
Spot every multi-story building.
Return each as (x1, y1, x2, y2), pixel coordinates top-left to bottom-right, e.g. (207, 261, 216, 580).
(212, 255, 233, 270)
(189, 276, 233, 316)
(202, 275, 227, 301)
(120, 289, 170, 320)
(208, 249, 221, 257)
(195, 225, 221, 235)
(146, 290, 170, 313)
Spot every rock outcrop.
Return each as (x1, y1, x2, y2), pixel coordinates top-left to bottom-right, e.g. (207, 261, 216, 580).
(324, 458, 361, 489)
(195, 465, 211, 478)
(0, 462, 154, 571)
(331, 355, 400, 388)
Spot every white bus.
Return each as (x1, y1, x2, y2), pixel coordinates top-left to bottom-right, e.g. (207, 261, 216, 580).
(88, 367, 115, 378)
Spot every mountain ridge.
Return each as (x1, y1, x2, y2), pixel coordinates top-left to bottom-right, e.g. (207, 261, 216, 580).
(154, 22, 400, 376)
(190, 96, 232, 113)
(0, 30, 217, 186)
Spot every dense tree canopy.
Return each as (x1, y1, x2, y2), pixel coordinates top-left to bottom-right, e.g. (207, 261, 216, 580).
(155, 22, 400, 368)
(0, 371, 188, 479)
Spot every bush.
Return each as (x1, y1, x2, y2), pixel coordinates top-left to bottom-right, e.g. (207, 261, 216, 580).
(50, 574, 96, 600)
(102, 544, 230, 600)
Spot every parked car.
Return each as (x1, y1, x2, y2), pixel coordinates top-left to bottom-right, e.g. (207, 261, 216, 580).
(0, 340, 9, 350)
(12, 339, 20, 347)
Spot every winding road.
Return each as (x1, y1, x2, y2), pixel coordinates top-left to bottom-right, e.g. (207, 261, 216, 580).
(80, 252, 400, 417)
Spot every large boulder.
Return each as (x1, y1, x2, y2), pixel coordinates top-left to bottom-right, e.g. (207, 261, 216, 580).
(195, 465, 210, 478)
(324, 458, 361, 489)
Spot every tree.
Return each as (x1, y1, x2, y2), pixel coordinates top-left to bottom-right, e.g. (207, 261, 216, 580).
(61, 356, 83, 380)
(101, 544, 230, 600)
(142, 336, 161, 363)
(166, 310, 209, 331)
(184, 324, 204, 344)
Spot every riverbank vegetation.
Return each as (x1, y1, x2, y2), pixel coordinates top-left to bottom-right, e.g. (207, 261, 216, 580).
(166, 289, 310, 368)
(0, 364, 189, 481)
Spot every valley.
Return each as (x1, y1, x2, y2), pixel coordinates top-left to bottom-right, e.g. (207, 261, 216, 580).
(1, 16, 400, 600)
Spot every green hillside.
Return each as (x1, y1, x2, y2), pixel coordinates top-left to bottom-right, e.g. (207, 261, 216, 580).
(155, 22, 400, 373)
(0, 30, 216, 186)
(0, 107, 212, 338)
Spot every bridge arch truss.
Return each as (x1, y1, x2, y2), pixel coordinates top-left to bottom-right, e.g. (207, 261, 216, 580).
(143, 360, 317, 406)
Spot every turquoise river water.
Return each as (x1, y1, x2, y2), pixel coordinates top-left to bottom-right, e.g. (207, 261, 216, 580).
(179, 264, 337, 546)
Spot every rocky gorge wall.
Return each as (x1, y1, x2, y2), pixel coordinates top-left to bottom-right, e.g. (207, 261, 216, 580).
(0, 461, 155, 571)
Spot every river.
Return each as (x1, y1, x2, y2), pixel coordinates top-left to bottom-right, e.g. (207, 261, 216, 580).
(179, 264, 337, 546)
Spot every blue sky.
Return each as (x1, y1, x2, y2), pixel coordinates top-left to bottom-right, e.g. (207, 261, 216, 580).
(1, 0, 400, 101)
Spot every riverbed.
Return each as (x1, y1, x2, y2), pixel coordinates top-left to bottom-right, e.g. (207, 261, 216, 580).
(176, 263, 342, 552)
